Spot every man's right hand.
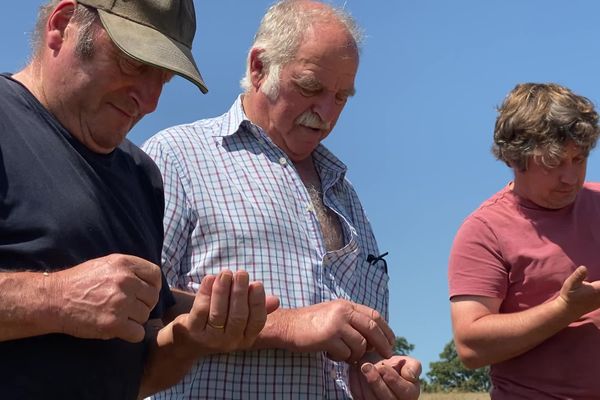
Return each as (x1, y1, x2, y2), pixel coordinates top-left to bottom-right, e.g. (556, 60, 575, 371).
(50, 254, 161, 343)
(258, 299, 395, 362)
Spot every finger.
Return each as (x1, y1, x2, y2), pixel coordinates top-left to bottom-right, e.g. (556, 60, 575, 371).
(353, 304, 395, 346)
(126, 256, 162, 289)
(134, 279, 161, 309)
(398, 357, 422, 383)
(126, 298, 153, 324)
(349, 365, 362, 399)
(341, 327, 368, 362)
(349, 364, 370, 400)
(266, 295, 280, 314)
(225, 271, 250, 335)
(187, 275, 216, 330)
(362, 362, 395, 399)
(244, 281, 268, 338)
(118, 319, 146, 343)
(207, 270, 233, 330)
(376, 362, 420, 400)
(325, 339, 353, 362)
(349, 306, 394, 358)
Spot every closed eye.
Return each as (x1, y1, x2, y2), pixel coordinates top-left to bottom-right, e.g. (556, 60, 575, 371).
(118, 55, 145, 75)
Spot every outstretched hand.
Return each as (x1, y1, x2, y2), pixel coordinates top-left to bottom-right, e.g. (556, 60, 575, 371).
(169, 270, 279, 356)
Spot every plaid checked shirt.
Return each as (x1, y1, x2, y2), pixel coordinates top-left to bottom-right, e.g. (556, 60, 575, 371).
(142, 96, 389, 399)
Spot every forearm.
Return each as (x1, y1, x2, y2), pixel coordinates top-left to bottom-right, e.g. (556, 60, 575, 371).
(0, 271, 60, 341)
(453, 297, 575, 368)
(162, 289, 195, 324)
(139, 317, 203, 398)
(251, 308, 293, 350)
(140, 309, 287, 396)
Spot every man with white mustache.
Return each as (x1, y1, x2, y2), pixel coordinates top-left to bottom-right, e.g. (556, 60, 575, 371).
(142, 1, 420, 399)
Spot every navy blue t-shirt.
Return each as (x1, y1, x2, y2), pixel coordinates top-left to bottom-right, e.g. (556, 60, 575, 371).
(0, 74, 174, 399)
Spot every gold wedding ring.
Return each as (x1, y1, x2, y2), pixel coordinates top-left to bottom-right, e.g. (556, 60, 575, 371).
(207, 321, 225, 329)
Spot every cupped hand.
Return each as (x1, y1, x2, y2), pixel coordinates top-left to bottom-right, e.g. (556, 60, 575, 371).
(349, 354, 421, 400)
(170, 270, 279, 356)
(281, 299, 395, 362)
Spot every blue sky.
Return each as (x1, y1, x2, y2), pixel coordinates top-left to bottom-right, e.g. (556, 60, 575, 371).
(5, 1, 600, 376)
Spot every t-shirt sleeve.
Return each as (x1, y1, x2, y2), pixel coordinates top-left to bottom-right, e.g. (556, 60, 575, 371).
(448, 214, 509, 300)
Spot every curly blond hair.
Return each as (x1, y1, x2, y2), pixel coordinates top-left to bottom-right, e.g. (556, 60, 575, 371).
(493, 83, 600, 170)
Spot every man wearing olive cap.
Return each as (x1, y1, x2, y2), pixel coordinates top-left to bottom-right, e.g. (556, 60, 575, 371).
(0, 1, 277, 399)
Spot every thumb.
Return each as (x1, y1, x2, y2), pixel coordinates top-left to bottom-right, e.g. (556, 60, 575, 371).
(564, 265, 588, 291)
(266, 295, 280, 314)
(400, 357, 422, 383)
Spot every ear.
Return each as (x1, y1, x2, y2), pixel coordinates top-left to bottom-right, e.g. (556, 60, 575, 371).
(45, 0, 77, 52)
(248, 48, 267, 89)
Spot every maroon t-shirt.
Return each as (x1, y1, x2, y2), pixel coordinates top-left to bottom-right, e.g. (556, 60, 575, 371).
(449, 183, 600, 399)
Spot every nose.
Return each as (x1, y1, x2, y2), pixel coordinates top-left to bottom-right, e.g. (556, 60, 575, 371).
(313, 92, 343, 127)
(131, 68, 165, 115)
(560, 164, 579, 185)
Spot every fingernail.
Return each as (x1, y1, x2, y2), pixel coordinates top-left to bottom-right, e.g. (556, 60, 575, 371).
(220, 271, 232, 282)
(361, 363, 373, 373)
(236, 271, 249, 286)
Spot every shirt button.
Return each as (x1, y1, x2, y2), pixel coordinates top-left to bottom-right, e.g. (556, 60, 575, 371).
(306, 203, 315, 213)
(278, 157, 288, 166)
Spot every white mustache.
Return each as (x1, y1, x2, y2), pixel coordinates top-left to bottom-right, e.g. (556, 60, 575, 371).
(295, 112, 330, 130)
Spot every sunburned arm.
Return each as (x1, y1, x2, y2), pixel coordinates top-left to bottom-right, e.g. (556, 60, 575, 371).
(451, 266, 600, 369)
(162, 289, 396, 365)
(251, 300, 395, 363)
(451, 295, 574, 369)
(0, 254, 161, 343)
(139, 271, 277, 398)
(0, 271, 60, 341)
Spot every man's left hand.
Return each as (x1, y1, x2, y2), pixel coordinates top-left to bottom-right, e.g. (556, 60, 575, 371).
(349, 354, 422, 400)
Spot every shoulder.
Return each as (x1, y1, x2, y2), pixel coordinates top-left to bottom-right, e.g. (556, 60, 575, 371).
(573, 182, 600, 210)
(144, 113, 230, 148)
(0, 74, 28, 114)
(119, 139, 158, 169)
(582, 182, 600, 194)
(142, 115, 231, 164)
(464, 186, 517, 224)
(117, 139, 163, 190)
(452, 187, 518, 249)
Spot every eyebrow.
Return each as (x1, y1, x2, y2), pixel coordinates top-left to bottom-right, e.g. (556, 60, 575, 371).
(293, 73, 356, 97)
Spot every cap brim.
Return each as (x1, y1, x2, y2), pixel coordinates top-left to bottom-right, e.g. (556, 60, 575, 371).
(97, 10, 208, 94)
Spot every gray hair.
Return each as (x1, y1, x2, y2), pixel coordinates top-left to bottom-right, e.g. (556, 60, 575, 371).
(493, 82, 600, 171)
(32, 1, 101, 59)
(240, 0, 363, 99)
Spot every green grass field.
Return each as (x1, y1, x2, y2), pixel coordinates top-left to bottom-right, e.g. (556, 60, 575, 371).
(420, 393, 490, 400)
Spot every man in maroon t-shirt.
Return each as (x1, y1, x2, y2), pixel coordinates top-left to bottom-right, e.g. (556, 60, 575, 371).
(449, 83, 600, 399)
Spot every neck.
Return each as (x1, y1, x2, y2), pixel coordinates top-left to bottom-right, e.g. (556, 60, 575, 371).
(242, 90, 271, 136)
(294, 156, 321, 189)
(13, 61, 47, 108)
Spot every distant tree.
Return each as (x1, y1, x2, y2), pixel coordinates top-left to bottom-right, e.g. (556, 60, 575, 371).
(425, 339, 491, 393)
(393, 336, 415, 355)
